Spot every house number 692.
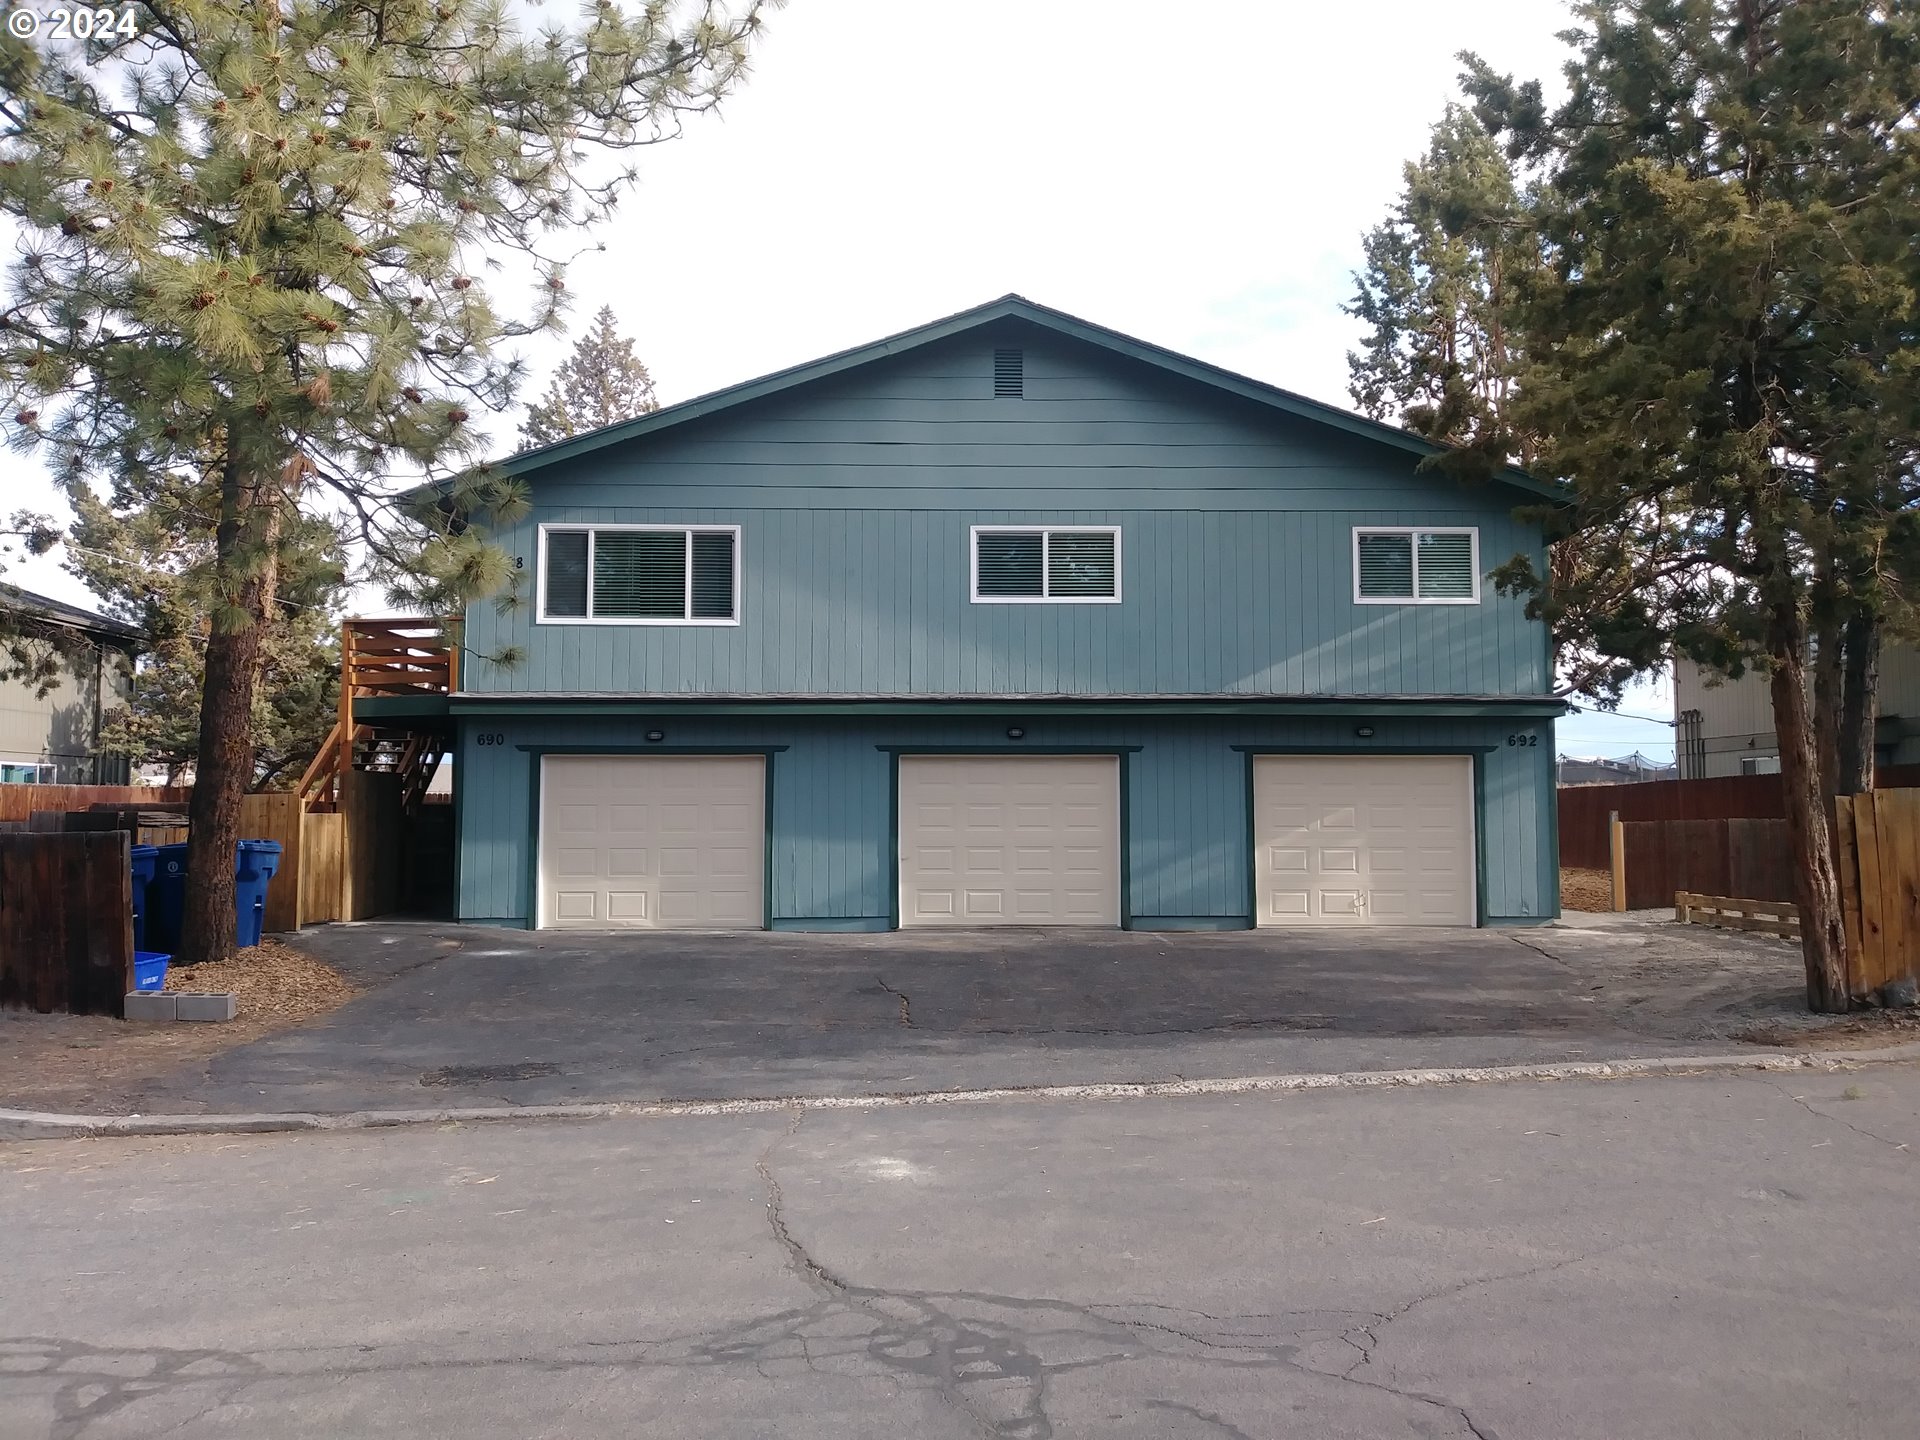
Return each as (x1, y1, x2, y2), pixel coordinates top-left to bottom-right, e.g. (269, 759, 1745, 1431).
(1505, 734, 1538, 747)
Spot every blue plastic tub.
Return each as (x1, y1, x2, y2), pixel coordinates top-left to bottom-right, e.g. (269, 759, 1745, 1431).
(129, 844, 158, 950)
(132, 950, 171, 993)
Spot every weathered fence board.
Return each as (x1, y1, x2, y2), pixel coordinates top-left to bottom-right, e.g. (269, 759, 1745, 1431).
(1676, 892, 1802, 939)
(0, 785, 190, 824)
(0, 832, 132, 1015)
(1621, 817, 1802, 910)
(1833, 790, 1920, 1000)
(1559, 766, 1920, 870)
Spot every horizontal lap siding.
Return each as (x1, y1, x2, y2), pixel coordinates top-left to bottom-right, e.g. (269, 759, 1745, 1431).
(464, 334, 1548, 699)
(458, 714, 1555, 927)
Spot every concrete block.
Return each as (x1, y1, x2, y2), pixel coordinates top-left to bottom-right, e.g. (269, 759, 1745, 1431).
(173, 992, 238, 1023)
(123, 992, 176, 1021)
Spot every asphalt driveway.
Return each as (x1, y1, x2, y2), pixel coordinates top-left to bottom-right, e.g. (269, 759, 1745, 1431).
(116, 917, 1815, 1115)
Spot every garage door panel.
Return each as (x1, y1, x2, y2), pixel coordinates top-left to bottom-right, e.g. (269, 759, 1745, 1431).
(1254, 755, 1474, 928)
(554, 891, 597, 921)
(539, 755, 765, 930)
(900, 756, 1120, 928)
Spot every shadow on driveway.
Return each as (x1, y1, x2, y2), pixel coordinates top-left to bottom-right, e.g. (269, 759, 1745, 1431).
(122, 921, 1811, 1115)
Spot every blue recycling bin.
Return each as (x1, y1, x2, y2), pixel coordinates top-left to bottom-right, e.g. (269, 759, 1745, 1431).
(145, 842, 191, 954)
(129, 844, 159, 950)
(233, 839, 283, 948)
(144, 839, 284, 951)
(132, 950, 171, 992)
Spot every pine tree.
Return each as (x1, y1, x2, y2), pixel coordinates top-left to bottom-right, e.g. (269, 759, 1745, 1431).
(0, 1, 772, 962)
(64, 478, 348, 788)
(1346, 106, 1682, 705)
(0, 511, 78, 695)
(1464, 0, 1920, 1011)
(519, 305, 660, 448)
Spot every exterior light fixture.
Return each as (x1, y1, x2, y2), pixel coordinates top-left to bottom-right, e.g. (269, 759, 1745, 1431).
(645, 729, 666, 743)
(1006, 726, 1026, 740)
(1354, 725, 1376, 739)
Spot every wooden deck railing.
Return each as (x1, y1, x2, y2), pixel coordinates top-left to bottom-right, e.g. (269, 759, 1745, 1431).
(296, 618, 455, 813)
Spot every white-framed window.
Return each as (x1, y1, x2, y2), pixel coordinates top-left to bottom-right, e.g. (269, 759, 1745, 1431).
(0, 762, 56, 784)
(970, 525, 1121, 604)
(537, 524, 742, 626)
(1352, 526, 1480, 605)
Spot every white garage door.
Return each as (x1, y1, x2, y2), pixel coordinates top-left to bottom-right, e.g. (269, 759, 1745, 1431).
(1253, 755, 1475, 927)
(899, 755, 1121, 926)
(538, 755, 764, 929)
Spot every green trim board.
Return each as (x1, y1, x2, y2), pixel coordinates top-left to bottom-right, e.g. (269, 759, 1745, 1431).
(1131, 916, 1254, 931)
(771, 917, 892, 932)
(1237, 747, 1490, 929)
(875, 744, 1145, 754)
(457, 695, 1566, 720)
(885, 746, 1136, 931)
(518, 745, 788, 932)
(356, 694, 453, 720)
(490, 295, 1570, 508)
(1543, 732, 1563, 919)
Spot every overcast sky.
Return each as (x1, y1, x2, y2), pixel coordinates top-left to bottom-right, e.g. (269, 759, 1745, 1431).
(2, 0, 1675, 759)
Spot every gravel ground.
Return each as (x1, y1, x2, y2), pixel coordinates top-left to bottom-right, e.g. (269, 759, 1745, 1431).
(0, 939, 354, 1114)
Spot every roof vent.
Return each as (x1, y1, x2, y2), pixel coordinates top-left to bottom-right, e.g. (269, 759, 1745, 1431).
(993, 348, 1024, 398)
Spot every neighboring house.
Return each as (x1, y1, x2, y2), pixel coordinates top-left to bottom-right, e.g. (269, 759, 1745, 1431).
(409, 297, 1564, 931)
(1557, 754, 1677, 787)
(0, 586, 142, 785)
(1675, 648, 1920, 778)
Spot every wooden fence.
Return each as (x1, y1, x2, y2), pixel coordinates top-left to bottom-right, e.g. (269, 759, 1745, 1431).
(0, 784, 191, 824)
(0, 832, 132, 1015)
(0, 781, 402, 934)
(1834, 789, 1920, 1001)
(1676, 892, 1802, 939)
(1559, 767, 1920, 869)
(1619, 817, 1796, 910)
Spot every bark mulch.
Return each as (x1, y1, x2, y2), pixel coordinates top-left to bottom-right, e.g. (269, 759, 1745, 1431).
(1560, 866, 1616, 913)
(1, 938, 356, 1114)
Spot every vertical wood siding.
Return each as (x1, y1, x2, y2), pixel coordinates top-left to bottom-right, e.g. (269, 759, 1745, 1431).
(458, 713, 1555, 927)
(464, 333, 1550, 699)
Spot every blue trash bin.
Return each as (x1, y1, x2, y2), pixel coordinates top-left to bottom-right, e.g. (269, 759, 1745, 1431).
(129, 844, 159, 950)
(145, 842, 191, 954)
(233, 839, 284, 948)
(145, 839, 285, 951)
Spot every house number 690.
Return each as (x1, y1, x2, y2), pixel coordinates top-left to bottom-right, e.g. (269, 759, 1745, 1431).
(1505, 734, 1538, 747)
(474, 732, 506, 747)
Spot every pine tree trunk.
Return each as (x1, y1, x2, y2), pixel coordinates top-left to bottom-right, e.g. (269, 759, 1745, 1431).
(1769, 602, 1850, 1013)
(179, 469, 281, 967)
(1812, 613, 1842, 805)
(1838, 608, 1880, 795)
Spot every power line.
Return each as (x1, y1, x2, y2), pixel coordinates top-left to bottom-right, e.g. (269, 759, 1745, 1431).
(1563, 704, 1676, 726)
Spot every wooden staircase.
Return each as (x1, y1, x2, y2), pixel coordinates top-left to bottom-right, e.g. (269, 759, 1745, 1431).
(297, 618, 456, 816)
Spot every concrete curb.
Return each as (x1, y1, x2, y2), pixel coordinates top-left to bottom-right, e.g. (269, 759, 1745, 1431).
(8, 1040, 1920, 1142)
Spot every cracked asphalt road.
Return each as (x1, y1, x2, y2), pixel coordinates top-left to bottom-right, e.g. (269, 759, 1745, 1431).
(5, 1063, 1918, 1438)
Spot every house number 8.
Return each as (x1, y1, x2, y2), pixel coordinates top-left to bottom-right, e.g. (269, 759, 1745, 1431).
(1505, 734, 1538, 747)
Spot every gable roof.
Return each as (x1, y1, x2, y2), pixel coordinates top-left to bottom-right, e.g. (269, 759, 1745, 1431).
(501, 294, 1567, 505)
(0, 584, 144, 646)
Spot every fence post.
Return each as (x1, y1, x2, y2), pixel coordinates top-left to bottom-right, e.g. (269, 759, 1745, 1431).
(1609, 811, 1626, 912)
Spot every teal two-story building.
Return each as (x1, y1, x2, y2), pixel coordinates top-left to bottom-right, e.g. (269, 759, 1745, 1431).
(429, 296, 1563, 932)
